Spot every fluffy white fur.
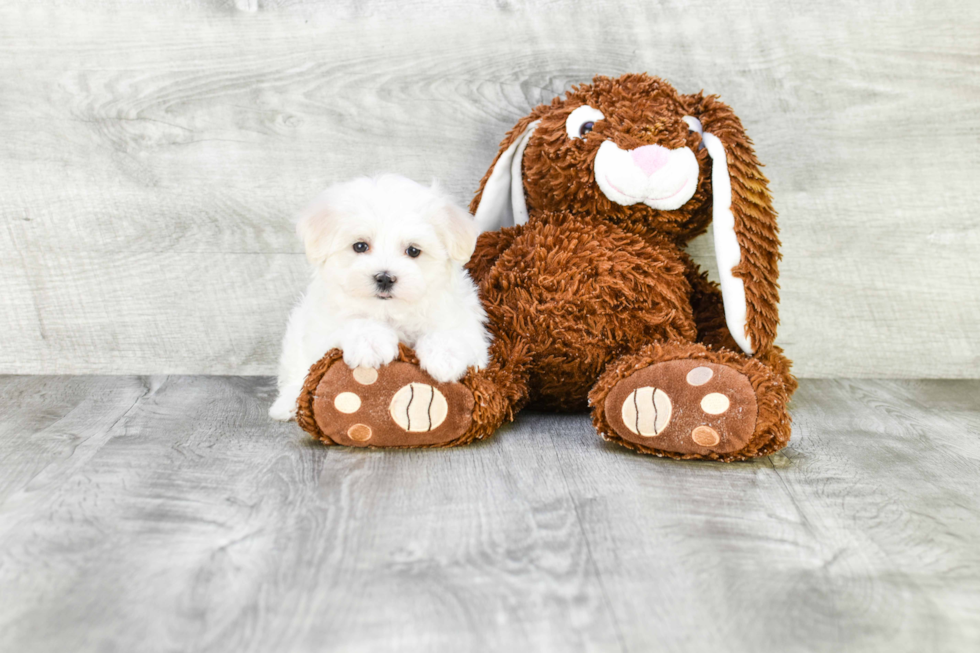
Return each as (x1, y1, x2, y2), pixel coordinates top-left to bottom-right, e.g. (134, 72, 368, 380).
(269, 175, 490, 421)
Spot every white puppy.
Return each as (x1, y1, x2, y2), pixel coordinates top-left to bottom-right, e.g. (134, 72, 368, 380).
(269, 175, 490, 421)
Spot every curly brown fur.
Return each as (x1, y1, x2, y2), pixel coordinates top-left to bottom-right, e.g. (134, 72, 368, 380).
(478, 212, 697, 411)
(296, 348, 346, 444)
(679, 252, 741, 351)
(465, 226, 525, 286)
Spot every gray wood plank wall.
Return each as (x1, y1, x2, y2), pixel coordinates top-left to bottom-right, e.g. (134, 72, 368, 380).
(1, 1, 978, 376)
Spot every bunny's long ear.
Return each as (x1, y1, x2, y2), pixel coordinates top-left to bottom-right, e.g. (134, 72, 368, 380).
(683, 95, 781, 356)
(470, 116, 541, 233)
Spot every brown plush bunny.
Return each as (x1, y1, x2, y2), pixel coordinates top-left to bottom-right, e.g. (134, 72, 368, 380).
(297, 73, 797, 461)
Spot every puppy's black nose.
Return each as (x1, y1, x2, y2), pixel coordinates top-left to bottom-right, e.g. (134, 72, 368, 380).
(374, 271, 396, 292)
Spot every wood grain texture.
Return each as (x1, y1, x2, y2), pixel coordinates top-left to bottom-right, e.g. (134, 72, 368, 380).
(0, 376, 978, 652)
(1, 1, 978, 376)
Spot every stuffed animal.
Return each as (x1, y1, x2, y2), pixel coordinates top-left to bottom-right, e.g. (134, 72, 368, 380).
(297, 73, 797, 461)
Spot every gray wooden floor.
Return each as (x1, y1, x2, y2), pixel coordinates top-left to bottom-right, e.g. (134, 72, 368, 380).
(0, 376, 978, 652)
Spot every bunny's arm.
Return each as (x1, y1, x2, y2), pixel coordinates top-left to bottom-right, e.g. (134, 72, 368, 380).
(465, 224, 524, 285)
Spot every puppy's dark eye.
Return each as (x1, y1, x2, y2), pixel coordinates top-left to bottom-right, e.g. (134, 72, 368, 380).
(579, 121, 595, 137)
(406, 246, 421, 258)
(352, 241, 369, 253)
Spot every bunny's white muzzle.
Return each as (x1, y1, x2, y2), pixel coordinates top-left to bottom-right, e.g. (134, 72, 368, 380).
(594, 141, 699, 210)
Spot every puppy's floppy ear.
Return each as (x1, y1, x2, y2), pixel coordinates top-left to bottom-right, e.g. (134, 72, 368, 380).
(470, 114, 542, 233)
(683, 93, 781, 356)
(296, 193, 341, 265)
(440, 200, 479, 264)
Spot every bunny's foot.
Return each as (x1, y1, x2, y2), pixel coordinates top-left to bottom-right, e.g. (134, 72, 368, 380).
(590, 342, 792, 461)
(297, 346, 475, 448)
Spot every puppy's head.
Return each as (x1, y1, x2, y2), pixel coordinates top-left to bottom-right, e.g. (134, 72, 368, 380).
(297, 175, 477, 304)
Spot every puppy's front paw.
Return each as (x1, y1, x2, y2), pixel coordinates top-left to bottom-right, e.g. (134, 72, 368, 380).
(341, 325, 400, 370)
(416, 335, 485, 383)
(269, 390, 299, 421)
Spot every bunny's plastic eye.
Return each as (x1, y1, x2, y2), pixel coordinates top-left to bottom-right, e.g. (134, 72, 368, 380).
(406, 246, 421, 258)
(353, 242, 369, 253)
(566, 105, 605, 139)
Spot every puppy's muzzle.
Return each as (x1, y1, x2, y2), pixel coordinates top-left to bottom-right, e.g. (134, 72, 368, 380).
(374, 271, 397, 295)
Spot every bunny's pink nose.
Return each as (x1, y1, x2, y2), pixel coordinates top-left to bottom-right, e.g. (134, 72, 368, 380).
(631, 144, 670, 176)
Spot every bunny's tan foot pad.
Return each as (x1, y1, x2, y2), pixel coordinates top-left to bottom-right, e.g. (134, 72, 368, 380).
(601, 360, 758, 457)
(307, 360, 474, 448)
